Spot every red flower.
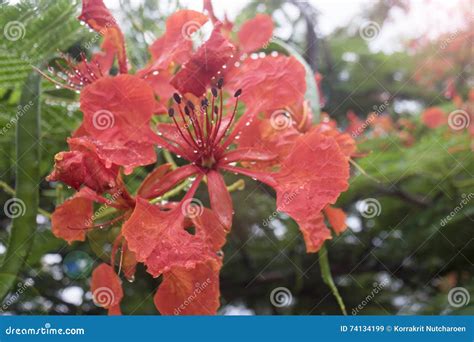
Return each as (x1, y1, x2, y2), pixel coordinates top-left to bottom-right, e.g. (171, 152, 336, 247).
(422, 107, 447, 129)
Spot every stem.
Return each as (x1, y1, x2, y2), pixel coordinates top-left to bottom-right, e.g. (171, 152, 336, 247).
(0, 72, 41, 301)
(0, 181, 51, 218)
(318, 244, 347, 315)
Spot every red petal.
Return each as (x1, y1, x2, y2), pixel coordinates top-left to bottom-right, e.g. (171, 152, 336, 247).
(51, 188, 96, 244)
(299, 212, 332, 253)
(80, 74, 158, 171)
(154, 259, 221, 315)
(323, 206, 347, 235)
(238, 14, 273, 53)
(122, 197, 219, 277)
(313, 124, 356, 158)
(226, 55, 306, 111)
(171, 26, 236, 96)
(91, 263, 123, 314)
(206, 170, 233, 229)
(274, 131, 350, 253)
(219, 148, 278, 165)
(137, 163, 173, 198)
(422, 107, 446, 129)
(47, 137, 119, 193)
(78, 0, 127, 73)
(149, 10, 208, 70)
(139, 164, 199, 199)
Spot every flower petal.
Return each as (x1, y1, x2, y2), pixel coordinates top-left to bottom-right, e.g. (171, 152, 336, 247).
(206, 170, 233, 229)
(50, 188, 98, 244)
(78, 0, 127, 73)
(149, 10, 208, 70)
(323, 206, 347, 235)
(91, 263, 123, 314)
(274, 130, 350, 252)
(171, 26, 235, 96)
(47, 137, 119, 193)
(422, 107, 446, 129)
(226, 55, 306, 111)
(154, 259, 221, 315)
(238, 14, 273, 53)
(80, 74, 158, 171)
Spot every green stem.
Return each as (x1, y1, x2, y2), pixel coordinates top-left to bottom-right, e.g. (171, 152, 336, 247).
(319, 244, 347, 315)
(0, 72, 41, 301)
(0, 181, 51, 218)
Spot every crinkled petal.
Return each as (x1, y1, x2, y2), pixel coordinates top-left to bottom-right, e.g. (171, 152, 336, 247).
(226, 55, 306, 111)
(47, 137, 118, 193)
(149, 10, 208, 70)
(274, 130, 350, 253)
(323, 206, 347, 235)
(80, 74, 158, 171)
(207, 170, 233, 229)
(238, 14, 273, 53)
(51, 188, 98, 244)
(122, 197, 220, 277)
(171, 26, 235, 96)
(91, 263, 123, 314)
(154, 259, 221, 315)
(78, 0, 127, 73)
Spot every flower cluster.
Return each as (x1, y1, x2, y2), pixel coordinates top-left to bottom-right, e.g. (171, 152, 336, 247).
(46, 0, 354, 315)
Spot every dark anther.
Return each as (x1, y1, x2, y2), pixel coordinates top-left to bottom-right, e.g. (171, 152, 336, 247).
(168, 108, 175, 117)
(173, 93, 181, 104)
(214, 105, 219, 114)
(187, 100, 195, 111)
(201, 98, 209, 108)
(217, 77, 224, 89)
(184, 106, 190, 116)
(211, 87, 218, 97)
(234, 89, 242, 97)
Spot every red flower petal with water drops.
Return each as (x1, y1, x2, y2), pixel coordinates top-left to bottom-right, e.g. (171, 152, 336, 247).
(273, 131, 350, 252)
(238, 14, 273, 53)
(51, 187, 99, 244)
(122, 194, 225, 277)
(78, 0, 127, 73)
(314, 123, 357, 158)
(91, 263, 123, 315)
(422, 107, 446, 129)
(154, 259, 221, 315)
(226, 55, 306, 111)
(207, 170, 233, 229)
(171, 26, 236, 96)
(47, 137, 119, 193)
(80, 74, 158, 172)
(149, 10, 208, 70)
(323, 206, 347, 235)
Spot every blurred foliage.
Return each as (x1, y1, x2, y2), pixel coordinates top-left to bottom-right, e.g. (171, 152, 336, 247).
(0, 0, 472, 315)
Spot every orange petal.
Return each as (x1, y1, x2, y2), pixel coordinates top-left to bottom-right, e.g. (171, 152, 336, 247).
(324, 206, 347, 235)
